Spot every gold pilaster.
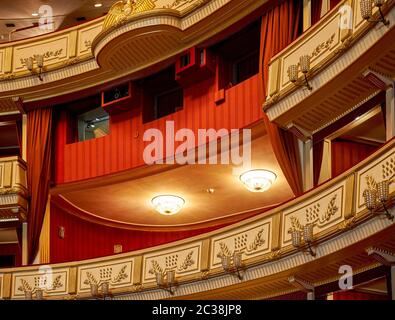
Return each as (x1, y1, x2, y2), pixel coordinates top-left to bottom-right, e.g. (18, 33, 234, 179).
(133, 256, 143, 285)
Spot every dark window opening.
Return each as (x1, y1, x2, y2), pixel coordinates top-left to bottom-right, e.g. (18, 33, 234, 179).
(232, 50, 259, 84)
(0, 115, 22, 157)
(155, 88, 184, 119)
(0, 255, 15, 268)
(180, 53, 191, 68)
(212, 20, 261, 88)
(140, 66, 184, 123)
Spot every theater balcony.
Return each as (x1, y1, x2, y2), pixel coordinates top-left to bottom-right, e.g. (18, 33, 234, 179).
(264, 0, 395, 136)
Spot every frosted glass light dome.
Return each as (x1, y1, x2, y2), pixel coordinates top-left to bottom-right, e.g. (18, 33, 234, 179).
(151, 195, 185, 215)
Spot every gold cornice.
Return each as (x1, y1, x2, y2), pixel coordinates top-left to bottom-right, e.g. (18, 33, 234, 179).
(91, 8, 182, 57)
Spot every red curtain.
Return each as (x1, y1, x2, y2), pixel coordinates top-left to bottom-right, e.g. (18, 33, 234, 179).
(50, 202, 228, 263)
(260, 0, 304, 197)
(27, 107, 53, 264)
(15, 120, 23, 157)
(331, 139, 378, 177)
(312, 0, 323, 25)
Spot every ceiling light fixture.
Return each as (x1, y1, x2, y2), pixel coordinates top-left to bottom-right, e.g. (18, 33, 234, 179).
(239, 169, 277, 192)
(151, 195, 185, 215)
(94, 3, 103, 7)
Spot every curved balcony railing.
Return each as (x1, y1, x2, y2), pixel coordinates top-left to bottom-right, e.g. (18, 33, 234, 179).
(0, 138, 394, 300)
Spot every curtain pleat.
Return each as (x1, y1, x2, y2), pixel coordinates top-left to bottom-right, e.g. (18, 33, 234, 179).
(260, 0, 304, 197)
(27, 107, 53, 264)
(312, 0, 323, 25)
(330, 0, 342, 9)
(331, 139, 377, 178)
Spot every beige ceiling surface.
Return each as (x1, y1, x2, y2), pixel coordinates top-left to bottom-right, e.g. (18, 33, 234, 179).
(0, 228, 18, 243)
(60, 131, 294, 228)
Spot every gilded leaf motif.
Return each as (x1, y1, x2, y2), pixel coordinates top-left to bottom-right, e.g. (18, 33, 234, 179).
(148, 260, 163, 275)
(83, 272, 98, 286)
(217, 242, 232, 258)
(366, 175, 377, 191)
(177, 251, 195, 271)
(318, 194, 338, 224)
(112, 265, 128, 283)
(247, 228, 265, 252)
(17, 279, 32, 293)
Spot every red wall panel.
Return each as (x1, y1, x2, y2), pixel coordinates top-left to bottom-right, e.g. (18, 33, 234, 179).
(54, 75, 262, 184)
(50, 202, 227, 263)
(331, 140, 378, 178)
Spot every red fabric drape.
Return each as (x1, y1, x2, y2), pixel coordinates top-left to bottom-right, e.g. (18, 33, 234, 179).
(330, 0, 342, 9)
(15, 120, 23, 157)
(331, 139, 378, 178)
(260, 0, 304, 197)
(313, 140, 324, 186)
(27, 107, 53, 264)
(312, 0, 323, 25)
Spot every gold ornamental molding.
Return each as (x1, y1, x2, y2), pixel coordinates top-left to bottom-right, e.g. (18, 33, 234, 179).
(0, 139, 394, 299)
